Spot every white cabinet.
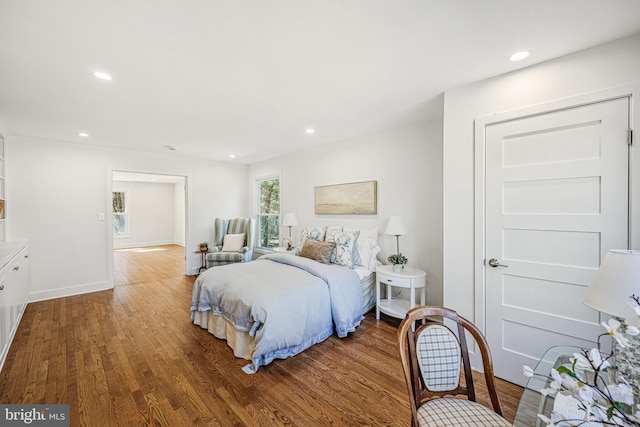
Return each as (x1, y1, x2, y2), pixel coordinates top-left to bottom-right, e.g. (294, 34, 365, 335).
(0, 241, 30, 372)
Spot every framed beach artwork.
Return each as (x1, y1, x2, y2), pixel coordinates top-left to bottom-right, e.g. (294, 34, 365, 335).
(314, 181, 377, 215)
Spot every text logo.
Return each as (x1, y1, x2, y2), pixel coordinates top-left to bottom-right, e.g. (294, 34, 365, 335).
(1, 405, 69, 426)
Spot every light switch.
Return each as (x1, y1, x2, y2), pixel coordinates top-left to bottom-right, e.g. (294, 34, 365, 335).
(98, 213, 105, 221)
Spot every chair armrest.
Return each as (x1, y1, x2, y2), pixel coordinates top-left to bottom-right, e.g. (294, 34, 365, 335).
(240, 246, 249, 254)
(210, 246, 222, 253)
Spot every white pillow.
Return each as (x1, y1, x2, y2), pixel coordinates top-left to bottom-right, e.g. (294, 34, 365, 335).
(221, 233, 245, 252)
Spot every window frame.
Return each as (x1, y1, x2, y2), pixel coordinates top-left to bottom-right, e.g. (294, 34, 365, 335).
(112, 189, 130, 238)
(255, 174, 281, 250)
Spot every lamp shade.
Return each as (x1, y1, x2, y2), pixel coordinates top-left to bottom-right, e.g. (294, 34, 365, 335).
(385, 216, 407, 236)
(282, 213, 298, 227)
(582, 249, 640, 318)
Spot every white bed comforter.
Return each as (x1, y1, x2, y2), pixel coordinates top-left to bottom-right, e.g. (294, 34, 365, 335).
(190, 253, 363, 373)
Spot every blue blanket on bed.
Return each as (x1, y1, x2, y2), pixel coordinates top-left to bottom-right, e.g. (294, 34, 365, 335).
(190, 253, 363, 372)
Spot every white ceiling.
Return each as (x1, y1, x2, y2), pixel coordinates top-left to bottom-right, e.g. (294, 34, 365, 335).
(113, 171, 185, 184)
(1, 1, 640, 164)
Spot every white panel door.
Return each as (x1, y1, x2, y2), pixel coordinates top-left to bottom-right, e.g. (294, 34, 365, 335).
(485, 97, 629, 385)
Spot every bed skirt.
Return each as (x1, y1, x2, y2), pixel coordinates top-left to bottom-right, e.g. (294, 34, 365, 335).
(191, 310, 255, 360)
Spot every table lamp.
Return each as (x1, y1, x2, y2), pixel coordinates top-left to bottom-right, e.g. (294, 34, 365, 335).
(582, 249, 640, 388)
(385, 216, 407, 255)
(282, 213, 297, 238)
(582, 249, 640, 319)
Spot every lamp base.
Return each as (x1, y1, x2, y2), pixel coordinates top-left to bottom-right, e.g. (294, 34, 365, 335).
(616, 335, 640, 390)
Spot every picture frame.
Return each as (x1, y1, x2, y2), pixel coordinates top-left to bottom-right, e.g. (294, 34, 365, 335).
(314, 180, 377, 215)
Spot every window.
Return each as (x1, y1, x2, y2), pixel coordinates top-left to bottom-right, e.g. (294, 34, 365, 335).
(256, 176, 280, 248)
(112, 191, 128, 236)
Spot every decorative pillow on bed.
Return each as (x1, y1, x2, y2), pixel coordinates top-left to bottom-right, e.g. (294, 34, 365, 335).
(294, 226, 327, 255)
(331, 229, 360, 268)
(324, 225, 343, 243)
(344, 227, 379, 267)
(221, 233, 245, 252)
(299, 240, 335, 264)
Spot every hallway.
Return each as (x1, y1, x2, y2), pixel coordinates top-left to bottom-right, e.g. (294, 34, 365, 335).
(114, 244, 185, 286)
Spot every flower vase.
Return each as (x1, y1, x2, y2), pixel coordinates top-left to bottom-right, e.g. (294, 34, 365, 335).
(393, 264, 403, 273)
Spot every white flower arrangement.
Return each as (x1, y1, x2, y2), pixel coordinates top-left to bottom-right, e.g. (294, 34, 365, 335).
(524, 296, 640, 426)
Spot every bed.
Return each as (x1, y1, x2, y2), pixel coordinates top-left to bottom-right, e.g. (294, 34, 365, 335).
(191, 226, 381, 373)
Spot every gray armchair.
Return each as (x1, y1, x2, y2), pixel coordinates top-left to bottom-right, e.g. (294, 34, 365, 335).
(206, 217, 255, 267)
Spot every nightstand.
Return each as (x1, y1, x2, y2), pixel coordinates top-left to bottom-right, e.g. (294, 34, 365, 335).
(376, 264, 426, 321)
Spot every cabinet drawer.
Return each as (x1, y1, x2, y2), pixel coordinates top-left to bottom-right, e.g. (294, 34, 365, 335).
(377, 273, 411, 288)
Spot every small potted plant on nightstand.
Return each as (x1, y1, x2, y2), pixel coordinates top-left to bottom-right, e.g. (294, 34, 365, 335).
(388, 253, 408, 272)
(199, 242, 209, 253)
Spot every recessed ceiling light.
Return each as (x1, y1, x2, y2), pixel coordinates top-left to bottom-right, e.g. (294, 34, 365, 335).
(94, 71, 113, 81)
(77, 132, 89, 137)
(229, 154, 236, 158)
(305, 128, 315, 134)
(509, 51, 530, 62)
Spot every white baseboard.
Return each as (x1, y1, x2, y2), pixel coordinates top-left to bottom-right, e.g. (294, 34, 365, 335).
(188, 266, 201, 276)
(29, 281, 113, 303)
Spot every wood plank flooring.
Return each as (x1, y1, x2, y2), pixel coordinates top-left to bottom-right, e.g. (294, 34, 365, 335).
(0, 246, 524, 426)
(114, 244, 185, 286)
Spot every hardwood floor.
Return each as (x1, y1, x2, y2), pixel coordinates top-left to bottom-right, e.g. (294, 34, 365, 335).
(0, 249, 524, 426)
(114, 244, 185, 286)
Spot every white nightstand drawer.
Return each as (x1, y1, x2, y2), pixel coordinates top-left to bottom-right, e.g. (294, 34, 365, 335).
(377, 272, 411, 288)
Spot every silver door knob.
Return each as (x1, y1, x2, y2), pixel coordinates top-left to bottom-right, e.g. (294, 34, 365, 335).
(488, 258, 509, 268)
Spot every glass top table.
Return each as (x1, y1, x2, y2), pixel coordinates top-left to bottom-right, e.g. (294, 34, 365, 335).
(513, 345, 584, 427)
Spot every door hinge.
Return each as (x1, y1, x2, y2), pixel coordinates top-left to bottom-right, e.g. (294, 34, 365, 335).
(629, 128, 634, 146)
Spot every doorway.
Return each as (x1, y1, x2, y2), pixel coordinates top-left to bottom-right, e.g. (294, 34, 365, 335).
(112, 171, 187, 286)
(476, 95, 631, 385)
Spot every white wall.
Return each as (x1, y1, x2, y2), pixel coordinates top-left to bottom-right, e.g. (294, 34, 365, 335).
(174, 180, 185, 246)
(248, 121, 444, 304)
(112, 181, 178, 249)
(7, 137, 248, 301)
(443, 34, 640, 324)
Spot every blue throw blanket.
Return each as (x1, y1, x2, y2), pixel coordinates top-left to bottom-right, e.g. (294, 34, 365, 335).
(191, 253, 363, 373)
